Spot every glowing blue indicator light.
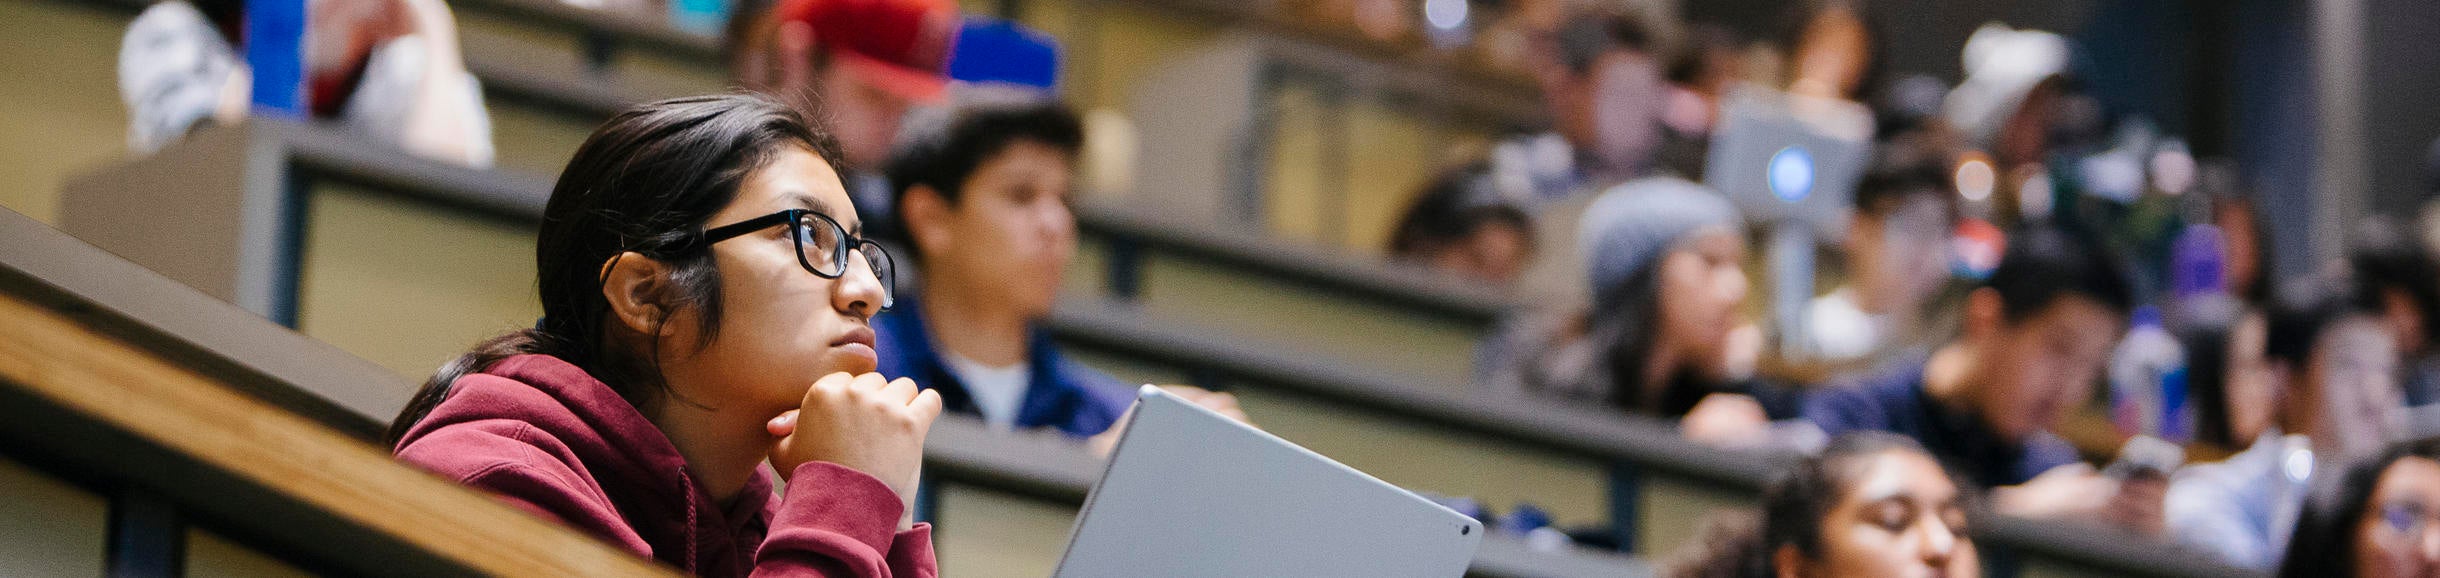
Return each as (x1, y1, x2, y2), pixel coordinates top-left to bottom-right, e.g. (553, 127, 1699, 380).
(1769, 146, 1813, 202)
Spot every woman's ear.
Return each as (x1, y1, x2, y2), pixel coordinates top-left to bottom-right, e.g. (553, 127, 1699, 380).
(600, 251, 670, 336)
(1773, 543, 1808, 578)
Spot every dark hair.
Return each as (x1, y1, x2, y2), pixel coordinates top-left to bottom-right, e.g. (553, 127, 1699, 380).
(1852, 157, 1958, 221)
(384, 94, 845, 446)
(884, 100, 1084, 250)
(2264, 272, 2377, 370)
(1386, 165, 1535, 259)
(2281, 438, 2440, 578)
(1983, 226, 2133, 324)
(2348, 216, 2440, 351)
(1767, 433, 1958, 562)
(1554, 10, 1658, 77)
(2170, 294, 2247, 447)
(1662, 433, 1967, 578)
(1666, 24, 1744, 86)
(1588, 262, 1700, 416)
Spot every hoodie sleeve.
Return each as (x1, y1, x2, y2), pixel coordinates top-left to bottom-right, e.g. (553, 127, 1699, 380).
(398, 424, 658, 557)
(756, 462, 938, 577)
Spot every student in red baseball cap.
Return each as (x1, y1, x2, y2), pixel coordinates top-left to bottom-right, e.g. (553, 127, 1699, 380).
(729, 0, 958, 221)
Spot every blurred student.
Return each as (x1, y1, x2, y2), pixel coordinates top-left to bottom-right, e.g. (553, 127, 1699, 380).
(1801, 160, 1962, 367)
(2168, 295, 2275, 456)
(389, 95, 936, 576)
(1776, 0, 1882, 103)
(1387, 166, 1538, 286)
(1649, 24, 1745, 178)
(2348, 217, 2440, 406)
(1502, 8, 1680, 318)
(1520, 9, 1669, 191)
(2280, 439, 2440, 578)
(1486, 179, 1787, 423)
(1663, 432, 1980, 578)
(1802, 227, 2153, 529)
(878, 97, 1243, 452)
(120, 0, 493, 165)
(728, 0, 957, 220)
(2168, 275, 2405, 569)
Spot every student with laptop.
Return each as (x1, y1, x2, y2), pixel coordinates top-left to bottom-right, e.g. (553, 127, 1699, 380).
(388, 95, 939, 576)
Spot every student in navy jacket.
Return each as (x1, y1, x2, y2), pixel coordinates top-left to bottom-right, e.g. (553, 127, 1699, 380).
(1804, 227, 2157, 534)
(876, 95, 1244, 450)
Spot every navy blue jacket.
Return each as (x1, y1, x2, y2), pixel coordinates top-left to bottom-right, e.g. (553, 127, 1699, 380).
(1803, 364, 2082, 488)
(872, 297, 1134, 438)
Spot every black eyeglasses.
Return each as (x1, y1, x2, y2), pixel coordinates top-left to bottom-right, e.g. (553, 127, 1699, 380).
(681, 209, 895, 310)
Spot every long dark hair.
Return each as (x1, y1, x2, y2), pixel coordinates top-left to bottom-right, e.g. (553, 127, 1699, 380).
(1582, 259, 1714, 417)
(2170, 295, 2246, 448)
(384, 94, 845, 446)
(1384, 164, 1534, 263)
(2281, 438, 2440, 578)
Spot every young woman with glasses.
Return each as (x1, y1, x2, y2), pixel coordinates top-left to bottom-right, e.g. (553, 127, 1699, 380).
(2283, 439, 2440, 578)
(1663, 432, 1980, 578)
(387, 94, 938, 577)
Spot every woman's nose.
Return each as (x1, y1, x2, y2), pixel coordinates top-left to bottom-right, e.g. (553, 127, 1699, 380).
(1720, 268, 1750, 303)
(1920, 517, 1958, 566)
(2419, 519, 2440, 563)
(834, 248, 887, 316)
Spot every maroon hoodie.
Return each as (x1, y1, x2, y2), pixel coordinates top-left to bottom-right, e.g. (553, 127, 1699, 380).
(395, 354, 936, 577)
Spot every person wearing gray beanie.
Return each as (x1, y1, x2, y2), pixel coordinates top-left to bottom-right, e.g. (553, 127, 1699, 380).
(1485, 176, 1766, 420)
(1577, 177, 1743, 307)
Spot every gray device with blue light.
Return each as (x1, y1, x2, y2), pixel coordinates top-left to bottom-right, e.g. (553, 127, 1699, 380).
(1702, 87, 1875, 359)
(1052, 386, 1484, 578)
(1703, 86, 1875, 237)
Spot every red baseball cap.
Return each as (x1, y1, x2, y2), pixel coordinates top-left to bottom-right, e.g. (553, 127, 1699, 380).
(774, 0, 960, 102)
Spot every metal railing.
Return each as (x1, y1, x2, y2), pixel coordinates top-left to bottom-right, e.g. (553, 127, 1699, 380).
(54, 0, 1523, 330)
(0, 208, 676, 577)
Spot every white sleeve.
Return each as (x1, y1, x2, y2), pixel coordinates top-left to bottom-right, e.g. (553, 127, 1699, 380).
(119, 1, 242, 154)
(342, 35, 495, 167)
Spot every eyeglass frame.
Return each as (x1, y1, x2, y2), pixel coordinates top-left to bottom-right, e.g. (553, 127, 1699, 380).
(668, 208, 897, 311)
(2377, 499, 2440, 540)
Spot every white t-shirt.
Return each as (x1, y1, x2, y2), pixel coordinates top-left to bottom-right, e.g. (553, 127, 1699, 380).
(941, 351, 1031, 431)
(1802, 287, 1884, 362)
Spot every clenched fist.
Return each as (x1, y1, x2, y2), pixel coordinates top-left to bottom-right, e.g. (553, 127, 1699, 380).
(766, 373, 943, 512)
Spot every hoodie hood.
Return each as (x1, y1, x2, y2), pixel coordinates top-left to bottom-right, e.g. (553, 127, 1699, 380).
(394, 354, 775, 574)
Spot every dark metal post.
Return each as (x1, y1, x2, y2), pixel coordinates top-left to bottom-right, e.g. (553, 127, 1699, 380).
(1105, 239, 1144, 302)
(106, 491, 184, 578)
(1606, 461, 1641, 555)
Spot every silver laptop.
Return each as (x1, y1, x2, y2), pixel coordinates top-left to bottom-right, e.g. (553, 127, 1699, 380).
(1053, 386, 1484, 578)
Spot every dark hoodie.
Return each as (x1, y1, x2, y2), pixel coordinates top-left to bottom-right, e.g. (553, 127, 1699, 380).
(395, 354, 936, 577)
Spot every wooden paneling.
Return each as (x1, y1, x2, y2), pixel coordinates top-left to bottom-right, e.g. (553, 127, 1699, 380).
(0, 292, 677, 576)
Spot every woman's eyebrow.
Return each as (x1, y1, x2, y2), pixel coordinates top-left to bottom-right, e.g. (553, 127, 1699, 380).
(787, 193, 864, 236)
(787, 193, 831, 215)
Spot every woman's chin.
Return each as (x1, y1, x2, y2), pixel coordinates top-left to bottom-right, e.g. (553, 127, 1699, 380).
(822, 343, 880, 375)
